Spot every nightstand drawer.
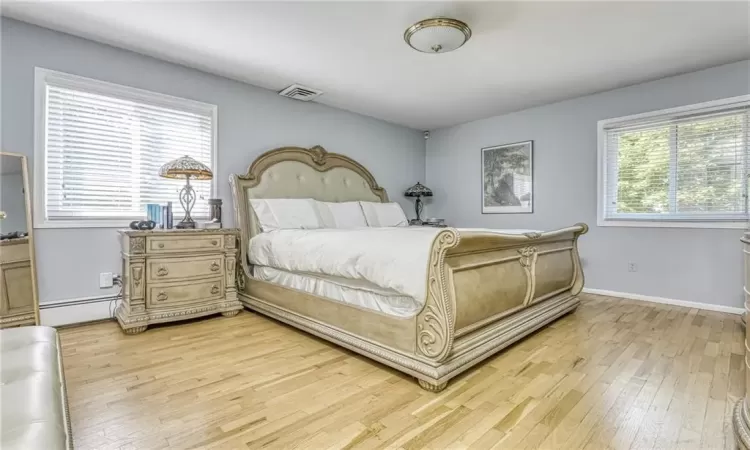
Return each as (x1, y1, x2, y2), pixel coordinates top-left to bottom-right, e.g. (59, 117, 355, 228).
(147, 255, 224, 282)
(146, 235, 223, 254)
(147, 278, 224, 309)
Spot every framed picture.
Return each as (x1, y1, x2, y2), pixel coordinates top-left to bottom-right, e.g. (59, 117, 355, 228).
(481, 140, 533, 214)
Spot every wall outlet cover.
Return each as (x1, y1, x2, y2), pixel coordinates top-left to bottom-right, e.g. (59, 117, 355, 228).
(627, 263, 638, 273)
(99, 272, 114, 288)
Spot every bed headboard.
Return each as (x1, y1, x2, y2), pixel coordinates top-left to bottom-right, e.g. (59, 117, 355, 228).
(230, 145, 389, 248)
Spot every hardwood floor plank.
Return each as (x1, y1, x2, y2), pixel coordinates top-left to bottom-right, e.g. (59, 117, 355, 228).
(57, 294, 742, 450)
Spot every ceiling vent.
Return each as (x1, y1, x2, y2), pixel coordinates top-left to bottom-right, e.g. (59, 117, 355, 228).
(278, 84, 323, 102)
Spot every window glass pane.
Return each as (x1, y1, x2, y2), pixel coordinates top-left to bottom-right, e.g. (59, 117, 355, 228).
(676, 114, 744, 213)
(603, 100, 749, 223)
(51, 88, 138, 215)
(616, 126, 670, 214)
(44, 79, 213, 222)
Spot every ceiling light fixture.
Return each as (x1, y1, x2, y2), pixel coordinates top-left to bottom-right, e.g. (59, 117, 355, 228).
(404, 17, 471, 54)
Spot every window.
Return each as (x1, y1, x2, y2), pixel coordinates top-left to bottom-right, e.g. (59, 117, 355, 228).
(34, 68, 216, 228)
(598, 96, 749, 228)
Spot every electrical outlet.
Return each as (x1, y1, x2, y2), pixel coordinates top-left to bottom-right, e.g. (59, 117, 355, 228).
(99, 272, 114, 288)
(628, 262, 637, 273)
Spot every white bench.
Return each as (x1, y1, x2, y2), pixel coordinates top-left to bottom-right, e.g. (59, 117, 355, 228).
(0, 326, 72, 449)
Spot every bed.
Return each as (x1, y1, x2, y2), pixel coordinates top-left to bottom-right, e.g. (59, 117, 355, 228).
(230, 145, 587, 392)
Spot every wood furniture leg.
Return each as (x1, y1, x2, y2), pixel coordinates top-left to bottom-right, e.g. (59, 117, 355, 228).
(418, 380, 448, 392)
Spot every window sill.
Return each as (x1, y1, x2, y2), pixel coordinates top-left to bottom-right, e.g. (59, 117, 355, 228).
(33, 218, 210, 229)
(34, 220, 135, 229)
(597, 219, 747, 230)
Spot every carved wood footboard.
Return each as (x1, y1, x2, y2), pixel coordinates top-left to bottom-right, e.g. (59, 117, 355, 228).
(416, 224, 588, 365)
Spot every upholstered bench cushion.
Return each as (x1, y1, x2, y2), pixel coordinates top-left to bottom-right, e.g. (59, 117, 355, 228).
(0, 326, 72, 450)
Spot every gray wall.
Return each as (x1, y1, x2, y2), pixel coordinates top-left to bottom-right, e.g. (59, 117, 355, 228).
(426, 60, 750, 308)
(1, 18, 425, 304)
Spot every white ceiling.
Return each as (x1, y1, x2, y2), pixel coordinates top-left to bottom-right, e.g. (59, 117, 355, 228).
(3, 1, 749, 130)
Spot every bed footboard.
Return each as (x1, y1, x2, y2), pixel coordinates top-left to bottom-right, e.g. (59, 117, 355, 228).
(416, 224, 588, 367)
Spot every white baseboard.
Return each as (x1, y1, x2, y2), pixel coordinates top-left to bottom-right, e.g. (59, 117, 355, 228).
(582, 288, 744, 315)
(39, 295, 119, 327)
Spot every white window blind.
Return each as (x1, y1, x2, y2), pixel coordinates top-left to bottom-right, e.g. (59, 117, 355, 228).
(600, 98, 749, 225)
(36, 69, 216, 227)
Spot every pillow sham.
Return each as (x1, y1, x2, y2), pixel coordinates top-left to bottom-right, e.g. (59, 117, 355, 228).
(360, 202, 409, 227)
(315, 201, 368, 228)
(249, 198, 323, 231)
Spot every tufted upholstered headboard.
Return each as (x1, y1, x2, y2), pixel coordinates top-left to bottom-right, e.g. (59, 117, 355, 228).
(229, 146, 389, 272)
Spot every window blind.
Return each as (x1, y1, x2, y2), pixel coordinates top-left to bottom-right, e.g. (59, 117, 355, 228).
(602, 104, 749, 222)
(43, 78, 214, 223)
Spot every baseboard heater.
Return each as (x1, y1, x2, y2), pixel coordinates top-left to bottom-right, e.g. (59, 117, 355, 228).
(39, 295, 119, 310)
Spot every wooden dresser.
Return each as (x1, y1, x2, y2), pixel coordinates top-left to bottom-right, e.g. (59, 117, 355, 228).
(116, 229, 243, 334)
(734, 232, 750, 449)
(0, 238, 37, 328)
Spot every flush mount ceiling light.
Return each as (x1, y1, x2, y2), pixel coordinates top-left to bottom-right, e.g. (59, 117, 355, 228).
(404, 17, 472, 54)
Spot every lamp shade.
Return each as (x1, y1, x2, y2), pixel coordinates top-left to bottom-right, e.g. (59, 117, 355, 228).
(404, 182, 433, 198)
(158, 155, 213, 180)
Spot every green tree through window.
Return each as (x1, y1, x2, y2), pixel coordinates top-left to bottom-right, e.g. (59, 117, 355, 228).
(613, 112, 747, 220)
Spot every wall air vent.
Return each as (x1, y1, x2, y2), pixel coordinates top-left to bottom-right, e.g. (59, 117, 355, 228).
(278, 84, 323, 102)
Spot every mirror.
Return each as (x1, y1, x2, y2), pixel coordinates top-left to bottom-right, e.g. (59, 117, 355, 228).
(0, 152, 39, 327)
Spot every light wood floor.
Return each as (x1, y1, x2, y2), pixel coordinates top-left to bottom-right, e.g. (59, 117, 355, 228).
(59, 293, 744, 450)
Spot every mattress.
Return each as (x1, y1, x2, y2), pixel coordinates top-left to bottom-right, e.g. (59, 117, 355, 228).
(248, 227, 540, 309)
(253, 266, 421, 318)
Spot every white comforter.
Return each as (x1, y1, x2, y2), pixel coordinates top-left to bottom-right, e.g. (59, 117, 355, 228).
(248, 227, 538, 304)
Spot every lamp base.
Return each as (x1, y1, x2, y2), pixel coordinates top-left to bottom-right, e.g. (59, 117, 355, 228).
(415, 197, 423, 222)
(177, 177, 196, 229)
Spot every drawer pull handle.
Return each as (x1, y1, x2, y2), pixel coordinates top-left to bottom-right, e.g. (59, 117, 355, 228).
(210, 262, 221, 272)
(157, 266, 169, 277)
(211, 240, 218, 246)
(158, 243, 165, 249)
(211, 285, 220, 295)
(156, 291, 168, 302)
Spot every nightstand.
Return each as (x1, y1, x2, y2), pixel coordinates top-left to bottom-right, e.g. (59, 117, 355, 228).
(115, 229, 243, 334)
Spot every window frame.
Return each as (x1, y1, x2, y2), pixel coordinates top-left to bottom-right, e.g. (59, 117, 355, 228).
(597, 95, 750, 229)
(33, 68, 218, 229)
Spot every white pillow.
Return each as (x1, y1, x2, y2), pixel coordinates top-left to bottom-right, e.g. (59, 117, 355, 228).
(315, 201, 368, 228)
(360, 202, 409, 227)
(249, 198, 323, 231)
